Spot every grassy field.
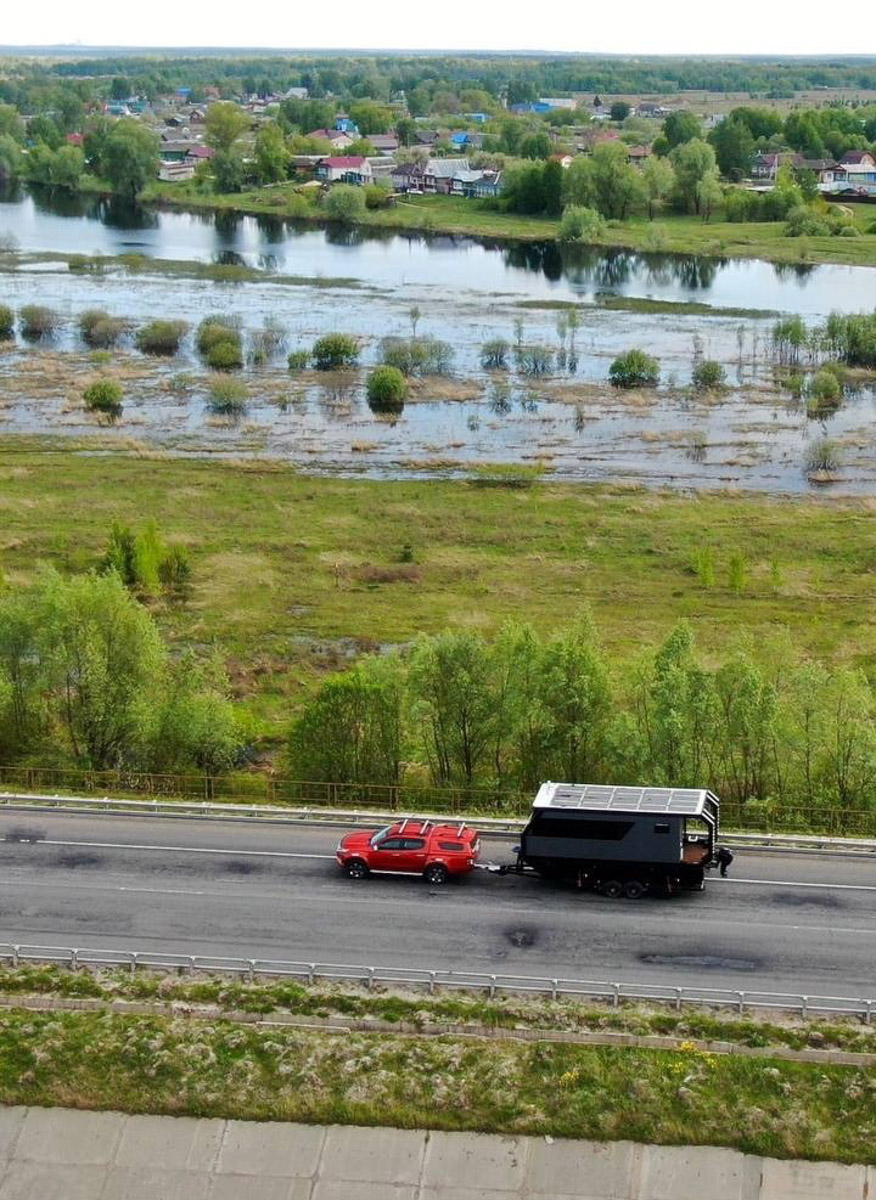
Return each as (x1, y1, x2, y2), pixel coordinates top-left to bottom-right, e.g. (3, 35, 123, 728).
(0, 1006, 873, 1161)
(2, 448, 876, 736)
(147, 181, 876, 268)
(4, 964, 875, 1055)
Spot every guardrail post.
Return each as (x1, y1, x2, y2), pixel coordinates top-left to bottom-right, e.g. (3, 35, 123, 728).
(71, 949, 79, 972)
(736, 991, 745, 1015)
(248, 960, 256, 984)
(674, 987, 682, 1012)
(866, 1000, 873, 1026)
(489, 975, 496, 999)
(428, 971, 436, 996)
(11, 945, 19, 968)
(187, 956, 196, 976)
(611, 983, 620, 1008)
(130, 953, 138, 975)
(366, 967, 375, 991)
(308, 963, 315, 985)
(801, 995, 809, 1018)
(551, 979, 558, 1001)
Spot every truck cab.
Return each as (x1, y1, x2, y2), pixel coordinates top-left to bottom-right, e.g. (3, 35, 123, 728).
(518, 782, 720, 898)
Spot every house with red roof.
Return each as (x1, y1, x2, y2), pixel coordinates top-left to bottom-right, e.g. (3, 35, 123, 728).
(316, 156, 372, 184)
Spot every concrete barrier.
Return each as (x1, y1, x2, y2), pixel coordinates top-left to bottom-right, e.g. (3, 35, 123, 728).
(0, 1106, 871, 1199)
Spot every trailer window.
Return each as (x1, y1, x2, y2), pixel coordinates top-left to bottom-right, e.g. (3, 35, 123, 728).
(530, 815, 634, 840)
(654, 822, 671, 834)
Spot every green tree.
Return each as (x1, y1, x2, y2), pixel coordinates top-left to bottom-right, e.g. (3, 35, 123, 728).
(287, 657, 404, 786)
(323, 183, 366, 223)
(38, 570, 165, 769)
(140, 654, 244, 776)
(669, 138, 719, 215)
(0, 135, 24, 181)
(662, 111, 703, 149)
(212, 149, 245, 193)
(0, 589, 45, 759)
(409, 631, 497, 787)
(205, 101, 250, 152)
(541, 158, 564, 216)
(27, 115, 63, 150)
(103, 119, 160, 199)
(520, 131, 552, 160)
(641, 155, 675, 218)
(348, 101, 393, 134)
(253, 121, 289, 184)
(708, 116, 755, 180)
(0, 104, 25, 143)
(537, 618, 612, 782)
(610, 102, 631, 122)
(587, 141, 644, 219)
(396, 117, 417, 147)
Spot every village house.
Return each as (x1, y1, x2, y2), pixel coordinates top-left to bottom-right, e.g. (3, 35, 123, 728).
(306, 129, 355, 150)
(549, 153, 573, 169)
(626, 145, 651, 167)
(368, 133, 399, 155)
(316, 156, 372, 184)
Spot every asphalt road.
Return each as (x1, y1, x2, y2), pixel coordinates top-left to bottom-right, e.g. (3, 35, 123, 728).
(0, 809, 874, 997)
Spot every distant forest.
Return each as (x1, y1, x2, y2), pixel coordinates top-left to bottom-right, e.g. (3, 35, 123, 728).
(3, 55, 876, 108)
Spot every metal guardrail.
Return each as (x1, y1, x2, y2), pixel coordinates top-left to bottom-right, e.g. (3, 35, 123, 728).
(2, 791, 875, 854)
(0, 942, 872, 1022)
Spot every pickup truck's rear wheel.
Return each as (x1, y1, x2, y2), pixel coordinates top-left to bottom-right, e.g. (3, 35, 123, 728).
(599, 879, 624, 899)
(623, 879, 647, 900)
(424, 863, 449, 885)
(346, 859, 369, 880)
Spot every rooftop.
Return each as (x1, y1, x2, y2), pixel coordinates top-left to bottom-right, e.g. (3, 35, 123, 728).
(533, 782, 716, 816)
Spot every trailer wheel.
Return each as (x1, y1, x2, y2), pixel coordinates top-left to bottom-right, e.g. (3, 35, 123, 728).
(346, 859, 369, 880)
(623, 879, 647, 900)
(599, 879, 624, 899)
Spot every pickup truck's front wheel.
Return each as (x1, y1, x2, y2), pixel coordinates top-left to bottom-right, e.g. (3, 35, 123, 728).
(346, 859, 370, 880)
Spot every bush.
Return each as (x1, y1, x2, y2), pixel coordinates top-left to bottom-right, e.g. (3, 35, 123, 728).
(83, 378, 124, 414)
(837, 225, 860, 238)
(196, 315, 242, 359)
(516, 344, 554, 376)
(558, 205, 606, 243)
(19, 304, 60, 340)
(167, 372, 196, 394)
(0, 303, 13, 338)
(207, 375, 248, 414)
(868, 220, 876, 235)
(609, 349, 660, 389)
(379, 336, 453, 376)
(205, 340, 244, 371)
(807, 369, 842, 412)
(367, 365, 408, 411)
(287, 349, 309, 372)
(157, 546, 193, 599)
(692, 360, 726, 390)
(136, 319, 189, 356)
(323, 184, 366, 224)
(784, 205, 829, 238)
(312, 333, 360, 370)
(480, 339, 510, 370)
(806, 438, 842, 475)
(363, 182, 392, 210)
(78, 309, 127, 348)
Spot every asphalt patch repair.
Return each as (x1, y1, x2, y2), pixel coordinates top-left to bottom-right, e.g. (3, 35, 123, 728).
(640, 953, 759, 971)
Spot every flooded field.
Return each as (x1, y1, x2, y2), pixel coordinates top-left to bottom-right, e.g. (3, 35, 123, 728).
(1, 185, 875, 493)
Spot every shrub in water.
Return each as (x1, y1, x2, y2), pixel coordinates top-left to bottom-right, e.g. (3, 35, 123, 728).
(248, 320, 286, 366)
(806, 369, 842, 416)
(692, 360, 726, 390)
(83, 378, 123, 414)
(196, 315, 242, 360)
(516, 344, 554, 376)
(205, 340, 244, 371)
(287, 349, 309, 372)
(136, 319, 189, 356)
(367, 365, 408, 411)
(78, 309, 127, 349)
(19, 304, 60, 340)
(312, 333, 359, 370)
(609, 349, 660, 388)
(806, 438, 841, 475)
(207, 375, 248, 414)
(379, 336, 453, 376)
(0, 304, 13, 338)
(480, 339, 510, 370)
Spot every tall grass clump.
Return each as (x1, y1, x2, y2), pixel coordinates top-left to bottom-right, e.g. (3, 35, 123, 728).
(0, 304, 14, 339)
(248, 319, 287, 366)
(312, 333, 360, 371)
(609, 349, 660, 388)
(515, 344, 554, 376)
(806, 438, 842, 477)
(207, 375, 248, 415)
(83, 378, 124, 416)
(197, 315, 243, 370)
(480, 339, 510, 370)
(78, 309, 127, 349)
(19, 305, 60, 341)
(379, 337, 453, 376)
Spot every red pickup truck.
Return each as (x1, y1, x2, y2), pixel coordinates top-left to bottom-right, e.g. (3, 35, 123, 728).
(336, 819, 481, 885)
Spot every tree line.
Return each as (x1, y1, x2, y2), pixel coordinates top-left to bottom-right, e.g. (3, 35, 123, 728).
(287, 619, 876, 820)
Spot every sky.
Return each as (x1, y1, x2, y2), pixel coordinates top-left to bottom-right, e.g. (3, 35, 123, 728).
(2, 0, 875, 57)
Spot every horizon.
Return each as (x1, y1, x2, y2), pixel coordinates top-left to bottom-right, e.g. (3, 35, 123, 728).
(3, 45, 876, 60)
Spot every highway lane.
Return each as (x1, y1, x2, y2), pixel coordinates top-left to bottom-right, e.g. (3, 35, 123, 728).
(0, 810, 874, 997)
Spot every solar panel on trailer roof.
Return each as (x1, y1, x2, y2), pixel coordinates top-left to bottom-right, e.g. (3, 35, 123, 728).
(534, 783, 712, 816)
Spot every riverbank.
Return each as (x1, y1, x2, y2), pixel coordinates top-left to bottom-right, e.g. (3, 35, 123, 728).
(144, 180, 876, 269)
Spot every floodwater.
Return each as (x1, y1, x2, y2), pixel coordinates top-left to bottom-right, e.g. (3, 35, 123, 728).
(1, 184, 875, 494)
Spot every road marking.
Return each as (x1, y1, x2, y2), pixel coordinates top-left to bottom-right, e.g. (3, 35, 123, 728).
(725, 877, 876, 893)
(35, 839, 336, 861)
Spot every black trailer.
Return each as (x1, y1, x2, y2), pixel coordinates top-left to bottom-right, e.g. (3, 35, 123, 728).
(515, 782, 720, 898)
